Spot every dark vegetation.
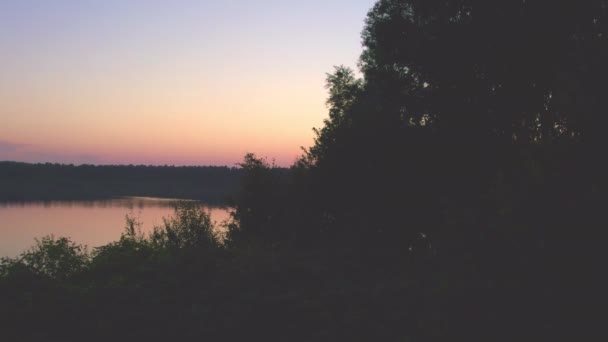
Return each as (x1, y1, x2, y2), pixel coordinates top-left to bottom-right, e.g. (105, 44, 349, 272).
(1, 1, 606, 340)
(0, 162, 245, 204)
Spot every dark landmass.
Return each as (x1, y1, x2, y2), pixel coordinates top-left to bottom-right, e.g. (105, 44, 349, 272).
(0, 161, 250, 204)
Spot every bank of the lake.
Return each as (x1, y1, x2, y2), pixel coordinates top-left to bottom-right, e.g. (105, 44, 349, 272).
(0, 197, 230, 257)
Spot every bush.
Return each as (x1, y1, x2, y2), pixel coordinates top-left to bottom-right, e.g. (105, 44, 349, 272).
(2, 236, 89, 281)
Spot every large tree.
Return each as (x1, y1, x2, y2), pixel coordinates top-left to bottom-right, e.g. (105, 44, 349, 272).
(359, 0, 608, 144)
(299, 0, 608, 258)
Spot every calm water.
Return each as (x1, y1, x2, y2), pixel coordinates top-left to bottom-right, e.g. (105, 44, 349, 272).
(0, 197, 230, 257)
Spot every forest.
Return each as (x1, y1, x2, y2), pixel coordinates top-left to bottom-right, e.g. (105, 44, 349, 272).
(1, 1, 606, 341)
(0, 162, 245, 203)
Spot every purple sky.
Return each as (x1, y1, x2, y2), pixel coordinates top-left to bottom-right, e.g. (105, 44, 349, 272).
(0, 0, 376, 166)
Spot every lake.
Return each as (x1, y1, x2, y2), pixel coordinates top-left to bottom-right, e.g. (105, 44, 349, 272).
(0, 197, 230, 257)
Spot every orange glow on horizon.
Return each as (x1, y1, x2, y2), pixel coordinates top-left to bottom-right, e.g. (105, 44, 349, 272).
(0, 1, 373, 166)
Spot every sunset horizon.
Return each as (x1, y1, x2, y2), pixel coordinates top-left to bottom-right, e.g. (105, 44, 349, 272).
(1, 0, 375, 167)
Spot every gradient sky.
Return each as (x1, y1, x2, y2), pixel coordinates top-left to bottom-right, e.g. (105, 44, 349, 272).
(0, 0, 375, 166)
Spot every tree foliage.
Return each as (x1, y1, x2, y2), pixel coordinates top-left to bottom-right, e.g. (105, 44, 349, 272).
(360, 0, 608, 143)
(1, 236, 89, 281)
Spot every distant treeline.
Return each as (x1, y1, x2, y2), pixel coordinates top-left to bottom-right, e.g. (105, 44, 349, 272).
(0, 162, 257, 204)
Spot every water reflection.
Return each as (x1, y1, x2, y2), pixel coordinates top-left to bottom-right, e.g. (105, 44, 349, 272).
(0, 197, 230, 257)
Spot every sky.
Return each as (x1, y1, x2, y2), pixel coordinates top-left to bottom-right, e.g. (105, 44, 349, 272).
(0, 0, 376, 166)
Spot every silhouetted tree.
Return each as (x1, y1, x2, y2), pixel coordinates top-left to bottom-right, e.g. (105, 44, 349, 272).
(360, 0, 608, 144)
(225, 153, 287, 248)
(1, 236, 89, 281)
(292, 2, 606, 338)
